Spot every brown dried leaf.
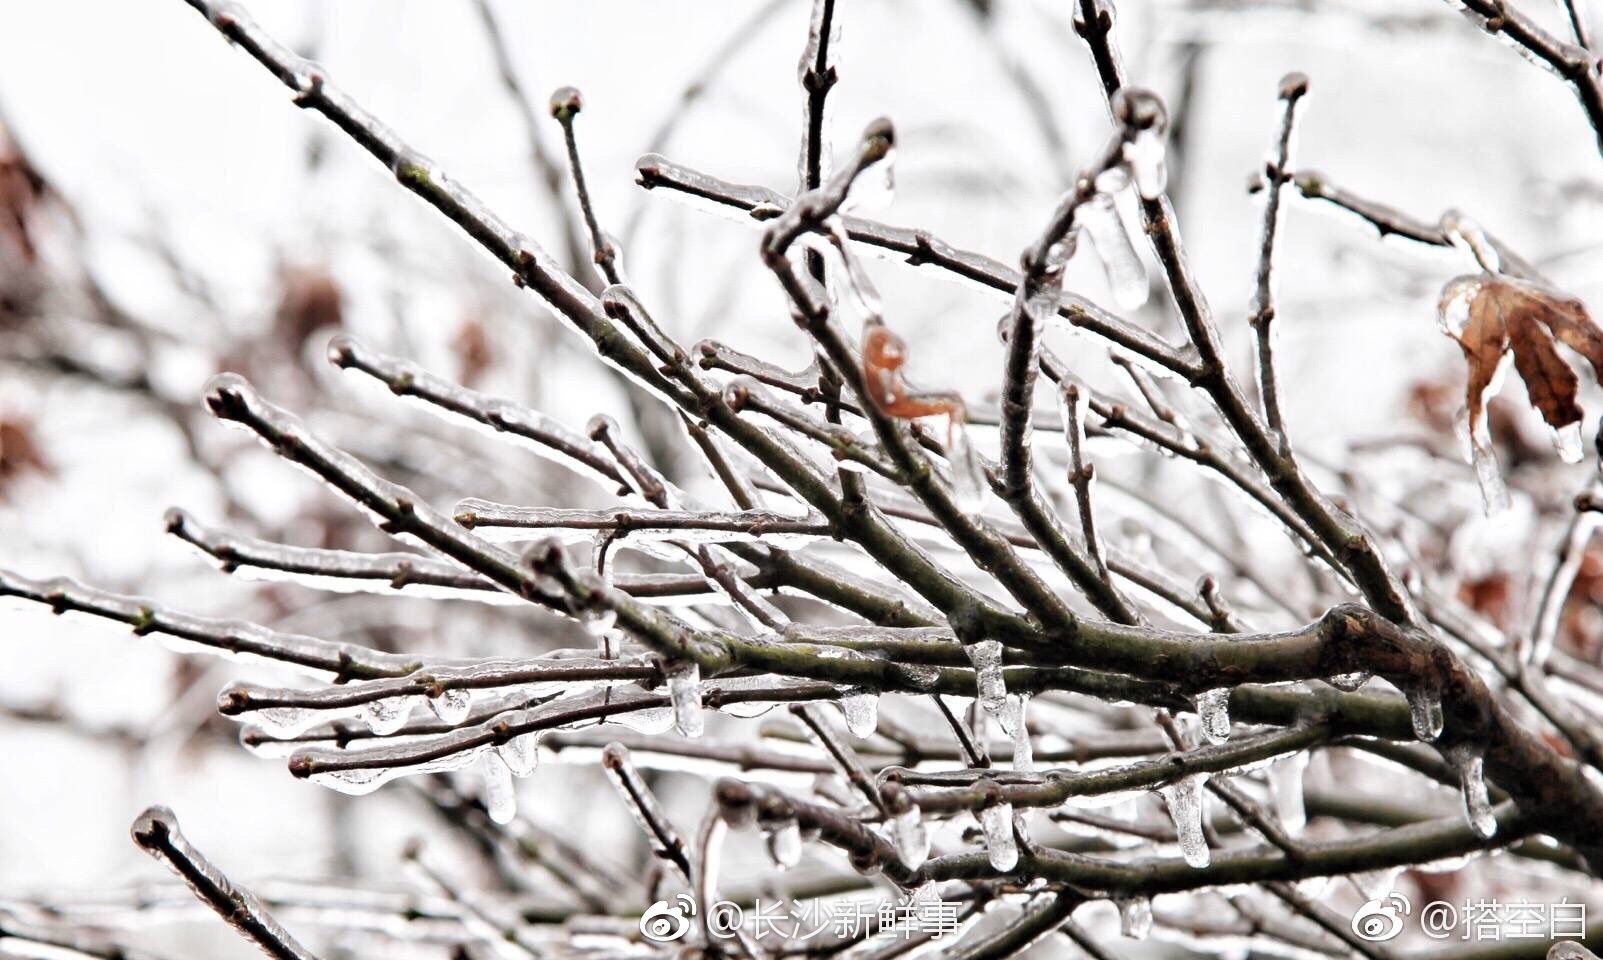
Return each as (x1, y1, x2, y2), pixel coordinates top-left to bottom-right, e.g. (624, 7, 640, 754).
(1438, 274, 1600, 440)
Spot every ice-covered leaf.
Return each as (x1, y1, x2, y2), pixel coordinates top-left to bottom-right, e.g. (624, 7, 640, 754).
(1438, 274, 1601, 477)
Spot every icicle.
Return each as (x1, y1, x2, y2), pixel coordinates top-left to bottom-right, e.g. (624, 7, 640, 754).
(1466, 410, 1512, 515)
(979, 803, 1018, 871)
(428, 688, 473, 725)
(667, 661, 704, 737)
(1268, 752, 1309, 834)
(1194, 688, 1231, 745)
(1553, 422, 1585, 463)
(1159, 773, 1210, 868)
(1451, 749, 1497, 838)
(966, 640, 1006, 718)
(1407, 686, 1444, 741)
(891, 803, 930, 869)
(1081, 192, 1148, 309)
(838, 690, 879, 739)
(766, 819, 803, 869)
(1004, 694, 1034, 773)
(362, 696, 413, 736)
(1124, 130, 1167, 200)
(497, 732, 541, 777)
(946, 416, 986, 510)
(1327, 672, 1370, 692)
(1117, 897, 1153, 940)
(480, 751, 517, 824)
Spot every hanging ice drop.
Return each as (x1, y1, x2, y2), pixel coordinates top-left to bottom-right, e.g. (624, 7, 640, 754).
(1160, 773, 1210, 868)
(428, 688, 473, 725)
(838, 690, 879, 739)
(667, 661, 704, 738)
(979, 803, 1018, 872)
(480, 751, 517, 824)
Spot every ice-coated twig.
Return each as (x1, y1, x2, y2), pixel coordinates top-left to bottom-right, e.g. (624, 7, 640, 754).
(548, 86, 621, 287)
(329, 336, 629, 492)
(217, 655, 655, 721)
(0, 568, 422, 681)
(634, 154, 1193, 374)
(1059, 382, 1110, 586)
(470, 0, 592, 290)
(165, 507, 512, 602)
(993, 127, 1138, 623)
(900, 724, 1327, 814)
(1247, 72, 1309, 454)
(1449, 0, 1603, 159)
(130, 807, 318, 960)
(600, 742, 694, 882)
(760, 121, 1089, 635)
(202, 374, 571, 613)
(1273, 169, 1545, 280)
(454, 502, 833, 543)
(789, 703, 884, 813)
(401, 841, 541, 958)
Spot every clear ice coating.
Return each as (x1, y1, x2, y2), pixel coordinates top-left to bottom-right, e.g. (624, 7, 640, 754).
(892, 804, 930, 869)
(497, 732, 541, 777)
(1408, 686, 1445, 742)
(766, 820, 803, 869)
(1159, 773, 1210, 868)
(1117, 896, 1153, 940)
(1194, 688, 1231, 745)
(838, 690, 879, 739)
(1080, 192, 1148, 310)
(667, 661, 705, 738)
(966, 640, 1007, 717)
(979, 803, 1018, 871)
(428, 688, 473, 725)
(1268, 751, 1309, 834)
(362, 696, 414, 736)
(480, 751, 517, 824)
(1453, 750, 1497, 839)
(1327, 672, 1371, 692)
(1123, 129, 1168, 200)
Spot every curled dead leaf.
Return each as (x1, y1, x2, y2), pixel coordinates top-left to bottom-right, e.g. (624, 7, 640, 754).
(1438, 273, 1602, 457)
